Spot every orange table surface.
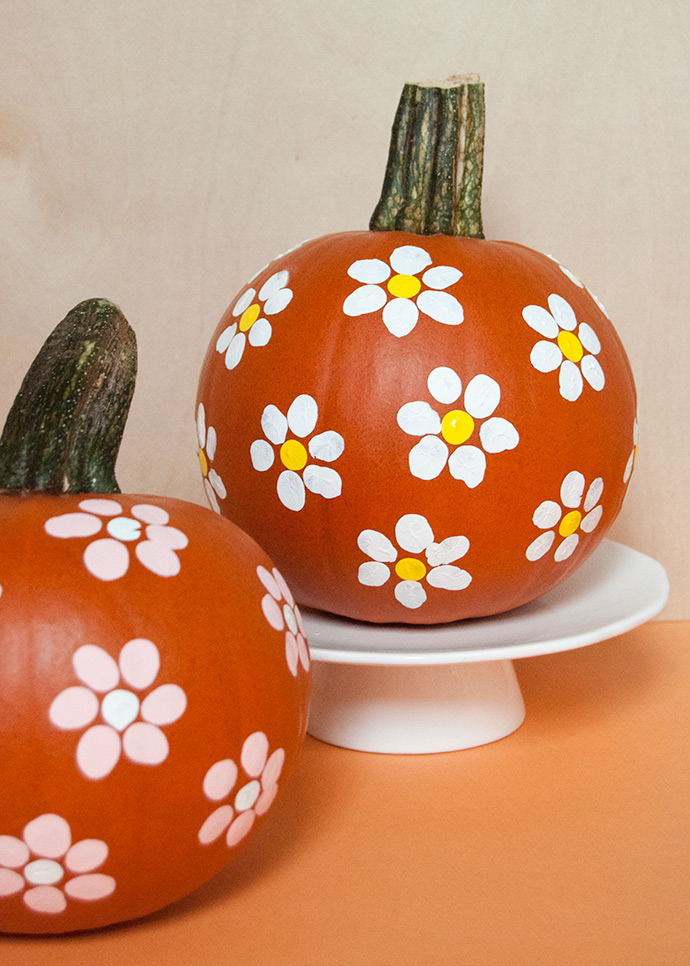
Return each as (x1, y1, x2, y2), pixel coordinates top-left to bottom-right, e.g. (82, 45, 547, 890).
(3, 620, 689, 965)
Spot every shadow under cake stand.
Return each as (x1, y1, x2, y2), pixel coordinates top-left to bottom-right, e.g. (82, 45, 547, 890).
(300, 540, 669, 754)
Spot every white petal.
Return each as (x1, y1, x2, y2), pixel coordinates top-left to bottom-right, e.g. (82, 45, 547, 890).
(382, 297, 418, 337)
(394, 580, 427, 609)
(416, 290, 463, 325)
(578, 322, 601, 354)
(479, 417, 519, 453)
(522, 304, 559, 338)
(250, 439, 275, 471)
(343, 284, 387, 317)
(464, 374, 501, 419)
(209, 468, 226, 499)
(196, 403, 207, 448)
(358, 561, 390, 587)
(308, 431, 344, 462)
(548, 293, 577, 331)
(277, 471, 306, 511)
(84, 538, 130, 580)
(395, 514, 434, 554)
(264, 288, 292, 315)
(122, 722, 169, 766)
(358, 529, 397, 562)
(261, 405, 288, 445)
(426, 565, 472, 590)
(427, 366, 462, 404)
(145, 524, 188, 550)
(119, 638, 160, 689)
(303, 465, 342, 499)
(425, 535, 470, 566)
(533, 500, 562, 529)
(205, 425, 217, 461)
(590, 290, 609, 317)
(204, 479, 220, 513)
(132, 504, 169, 525)
(555, 533, 579, 562)
(389, 245, 432, 275)
(408, 436, 448, 480)
(581, 504, 603, 532)
(581, 355, 605, 391)
(397, 401, 442, 437)
(558, 263, 584, 287)
(448, 445, 486, 488)
(49, 686, 99, 730)
(44, 512, 103, 539)
(623, 450, 635, 484)
(421, 265, 462, 289)
(559, 360, 584, 401)
(531, 341, 563, 373)
(584, 477, 604, 512)
(141, 684, 187, 726)
(73, 644, 120, 691)
(224, 331, 246, 370)
(526, 530, 556, 561)
(259, 270, 289, 301)
(347, 258, 391, 284)
(216, 323, 236, 354)
(561, 470, 585, 508)
(287, 394, 318, 437)
(232, 288, 256, 317)
(248, 317, 272, 346)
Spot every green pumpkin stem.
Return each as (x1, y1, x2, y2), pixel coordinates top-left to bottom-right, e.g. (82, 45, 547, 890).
(369, 74, 485, 238)
(0, 298, 137, 494)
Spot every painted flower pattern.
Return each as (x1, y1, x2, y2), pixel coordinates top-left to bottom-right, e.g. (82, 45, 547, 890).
(0, 814, 115, 914)
(526, 471, 604, 563)
(250, 394, 344, 511)
(196, 403, 227, 513)
(216, 270, 293, 369)
(545, 254, 609, 316)
(343, 245, 463, 337)
(624, 417, 639, 483)
(199, 733, 285, 849)
(523, 293, 605, 401)
(49, 638, 187, 780)
(45, 499, 188, 581)
(257, 565, 309, 676)
(358, 513, 472, 609)
(397, 366, 519, 487)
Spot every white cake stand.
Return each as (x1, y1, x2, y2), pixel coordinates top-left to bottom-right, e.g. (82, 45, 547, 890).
(301, 540, 669, 754)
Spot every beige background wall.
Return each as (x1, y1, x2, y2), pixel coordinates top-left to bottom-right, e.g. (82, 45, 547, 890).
(0, 1, 686, 617)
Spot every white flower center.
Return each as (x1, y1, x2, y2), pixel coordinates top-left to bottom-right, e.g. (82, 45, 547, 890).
(106, 517, 142, 541)
(101, 689, 141, 731)
(24, 859, 64, 886)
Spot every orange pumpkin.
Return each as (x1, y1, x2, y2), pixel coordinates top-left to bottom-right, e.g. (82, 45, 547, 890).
(0, 301, 310, 934)
(197, 76, 637, 625)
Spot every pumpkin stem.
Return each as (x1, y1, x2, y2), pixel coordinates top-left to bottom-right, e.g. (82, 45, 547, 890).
(0, 298, 137, 494)
(369, 74, 485, 238)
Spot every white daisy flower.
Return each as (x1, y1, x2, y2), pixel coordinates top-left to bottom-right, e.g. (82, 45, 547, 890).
(526, 471, 604, 563)
(216, 271, 293, 370)
(196, 403, 227, 513)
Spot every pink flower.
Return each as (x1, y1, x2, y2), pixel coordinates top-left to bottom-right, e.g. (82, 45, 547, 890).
(257, 565, 310, 676)
(0, 814, 115, 915)
(44, 499, 188, 581)
(198, 733, 286, 848)
(49, 638, 187, 780)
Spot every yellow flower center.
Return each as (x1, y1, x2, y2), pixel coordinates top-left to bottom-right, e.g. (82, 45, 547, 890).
(198, 448, 209, 477)
(441, 410, 475, 446)
(395, 557, 427, 581)
(559, 510, 582, 538)
(239, 303, 261, 332)
(280, 439, 308, 471)
(557, 330, 584, 363)
(387, 274, 422, 299)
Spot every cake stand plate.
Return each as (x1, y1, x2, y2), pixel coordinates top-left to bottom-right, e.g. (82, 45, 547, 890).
(301, 541, 669, 754)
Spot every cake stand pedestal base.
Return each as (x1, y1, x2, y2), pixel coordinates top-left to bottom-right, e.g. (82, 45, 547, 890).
(301, 541, 669, 754)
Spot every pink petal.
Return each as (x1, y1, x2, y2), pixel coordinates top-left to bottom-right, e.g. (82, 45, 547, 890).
(77, 725, 121, 780)
(261, 593, 284, 631)
(84, 538, 130, 580)
(65, 839, 108, 874)
(73, 645, 120, 692)
(141, 684, 187, 726)
(44, 512, 102, 539)
(64, 873, 115, 902)
(255, 783, 279, 817)
(23, 814, 71, 859)
(198, 805, 234, 845)
(49, 686, 99, 730)
(203, 759, 239, 801)
(135, 540, 181, 577)
(285, 633, 299, 676)
(272, 568, 294, 607)
(262, 748, 286, 789)
(23, 885, 67, 914)
(78, 499, 122, 517)
(144, 524, 188, 550)
(298, 634, 311, 672)
(0, 867, 24, 897)
(241, 732, 269, 777)
(225, 811, 255, 848)
(118, 638, 160, 690)
(131, 504, 169, 525)
(122, 722, 169, 766)
(256, 565, 281, 600)
(0, 835, 30, 868)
